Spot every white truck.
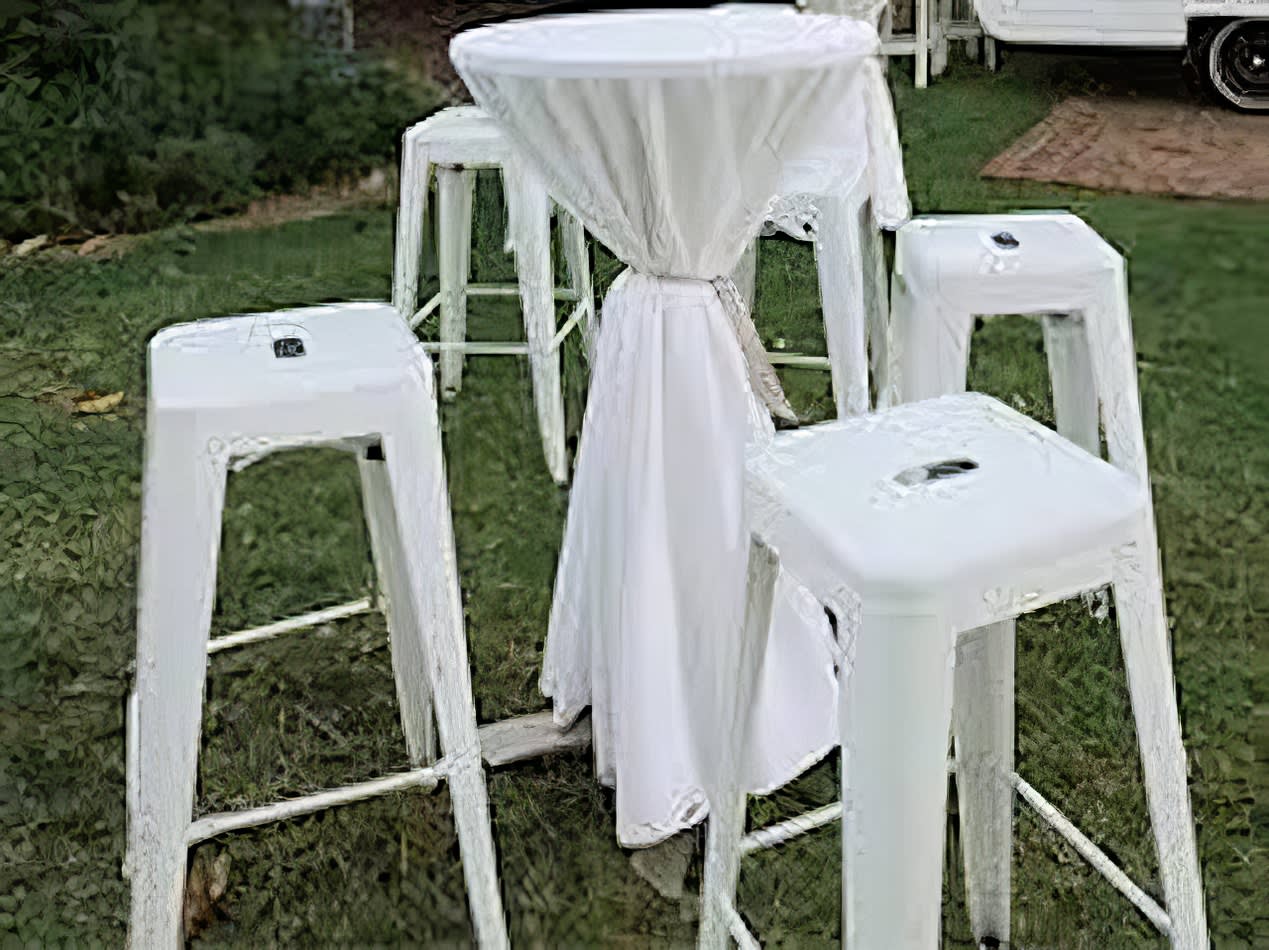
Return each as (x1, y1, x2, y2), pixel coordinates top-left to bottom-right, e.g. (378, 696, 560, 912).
(970, 0, 1268, 109)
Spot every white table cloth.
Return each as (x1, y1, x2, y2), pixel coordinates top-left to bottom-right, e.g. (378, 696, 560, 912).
(452, 9, 908, 846)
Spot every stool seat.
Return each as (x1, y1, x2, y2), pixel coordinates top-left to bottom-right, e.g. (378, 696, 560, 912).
(895, 213, 1118, 313)
(749, 394, 1143, 607)
(403, 105, 510, 167)
(150, 302, 417, 409)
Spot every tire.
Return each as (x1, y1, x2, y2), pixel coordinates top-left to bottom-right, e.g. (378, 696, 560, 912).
(1190, 18, 1269, 112)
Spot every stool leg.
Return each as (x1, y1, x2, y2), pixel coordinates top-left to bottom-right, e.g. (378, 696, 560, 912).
(129, 423, 227, 947)
(815, 194, 871, 418)
(984, 36, 999, 72)
(861, 201, 890, 412)
(359, 451, 436, 766)
(888, 282, 973, 408)
(437, 166, 474, 399)
(507, 165, 567, 484)
(1041, 314, 1101, 457)
(841, 612, 954, 948)
(1113, 536, 1207, 949)
(560, 208, 597, 355)
(393, 134, 428, 319)
(931, 0, 951, 77)
(916, 0, 930, 88)
(698, 539, 779, 950)
(382, 397, 508, 948)
(699, 790, 747, 950)
(953, 621, 1015, 946)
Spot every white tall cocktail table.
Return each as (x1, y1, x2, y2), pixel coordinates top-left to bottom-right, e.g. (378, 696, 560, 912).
(452, 9, 907, 851)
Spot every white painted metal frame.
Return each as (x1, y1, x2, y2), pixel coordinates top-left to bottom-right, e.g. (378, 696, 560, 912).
(125, 304, 509, 948)
(394, 106, 596, 485)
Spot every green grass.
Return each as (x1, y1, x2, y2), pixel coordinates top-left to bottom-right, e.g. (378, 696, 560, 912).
(1, 50, 1264, 946)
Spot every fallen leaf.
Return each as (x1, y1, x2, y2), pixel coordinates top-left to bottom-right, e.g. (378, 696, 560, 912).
(76, 235, 111, 257)
(13, 235, 50, 257)
(74, 391, 123, 414)
(183, 847, 231, 938)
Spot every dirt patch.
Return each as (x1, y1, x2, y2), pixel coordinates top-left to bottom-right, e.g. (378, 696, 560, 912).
(1, 167, 396, 264)
(982, 96, 1269, 201)
(191, 166, 395, 234)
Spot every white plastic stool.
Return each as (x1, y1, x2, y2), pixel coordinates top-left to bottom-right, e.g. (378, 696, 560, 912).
(393, 106, 595, 484)
(125, 303, 508, 948)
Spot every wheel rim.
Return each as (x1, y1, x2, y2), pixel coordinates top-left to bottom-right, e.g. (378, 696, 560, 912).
(1210, 18, 1269, 109)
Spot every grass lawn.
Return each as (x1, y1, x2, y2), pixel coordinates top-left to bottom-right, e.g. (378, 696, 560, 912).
(1, 50, 1263, 946)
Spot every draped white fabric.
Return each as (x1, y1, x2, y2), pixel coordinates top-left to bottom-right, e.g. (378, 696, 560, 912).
(451, 9, 906, 846)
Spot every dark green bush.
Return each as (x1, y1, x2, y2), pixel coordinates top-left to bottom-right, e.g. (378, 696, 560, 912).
(0, 0, 441, 239)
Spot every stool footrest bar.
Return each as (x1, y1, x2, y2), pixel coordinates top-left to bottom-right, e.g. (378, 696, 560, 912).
(422, 341, 530, 356)
(1012, 772, 1172, 936)
(723, 899, 762, 950)
(409, 294, 442, 329)
(741, 801, 842, 855)
(466, 284, 580, 302)
(186, 762, 447, 846)
(209, 598, 376, 654)
(765, 352, 832, 369)
(465, 284, 522, 297)
(741, 757, 955, 854)
(549, 301, 590, 352)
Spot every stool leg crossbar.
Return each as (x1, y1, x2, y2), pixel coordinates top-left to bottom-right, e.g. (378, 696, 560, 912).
(413, 294, 590, 356)
(206, 597, 376, 654)
(720, 750, 1172, 943)
(147, 598, 593, 855)
(721, 763, 1175, 943)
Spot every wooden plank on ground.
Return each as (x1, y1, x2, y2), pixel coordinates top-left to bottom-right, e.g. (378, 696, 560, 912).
(479, 710, 591, 767)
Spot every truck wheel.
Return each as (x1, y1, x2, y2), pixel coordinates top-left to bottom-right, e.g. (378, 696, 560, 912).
(1203, 19, 1269, 111)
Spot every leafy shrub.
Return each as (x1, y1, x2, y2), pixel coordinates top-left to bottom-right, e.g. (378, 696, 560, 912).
(0, 0, 441, 239)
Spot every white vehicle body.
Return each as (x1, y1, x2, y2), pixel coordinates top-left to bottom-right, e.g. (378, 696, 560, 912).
(972, 0, 1265, 46)
(970, 0, 1269, 109)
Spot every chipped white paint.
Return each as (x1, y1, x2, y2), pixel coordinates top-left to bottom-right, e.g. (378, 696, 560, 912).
(127, 304, 507, 948)
(733, 210, 1207, 950)
(393, 107, 596, 485)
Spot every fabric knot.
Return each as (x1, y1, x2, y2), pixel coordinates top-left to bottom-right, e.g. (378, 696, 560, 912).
(712, 276, 799, 426)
